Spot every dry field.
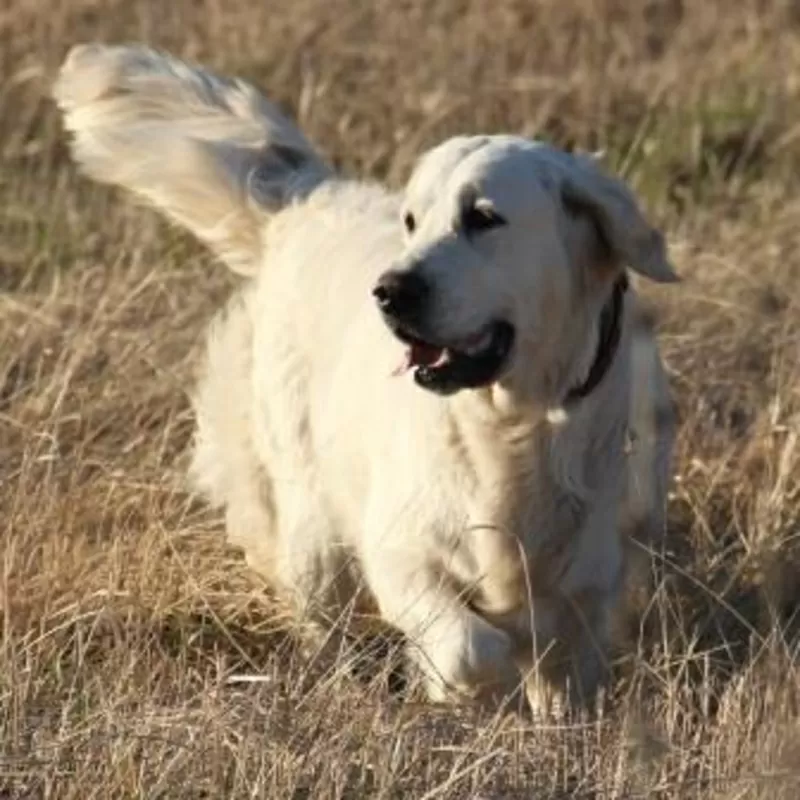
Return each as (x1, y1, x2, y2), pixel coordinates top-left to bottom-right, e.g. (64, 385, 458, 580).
(2, 1, 800, 797)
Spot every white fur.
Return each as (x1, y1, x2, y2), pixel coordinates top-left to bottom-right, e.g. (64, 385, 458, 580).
(55, 45, 677, 714)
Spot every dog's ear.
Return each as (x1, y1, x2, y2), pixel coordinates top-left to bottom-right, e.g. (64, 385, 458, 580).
(560, 155, 678, 283)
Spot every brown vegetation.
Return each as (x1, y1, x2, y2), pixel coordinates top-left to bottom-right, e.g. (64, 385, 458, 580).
(2, 1, 800, 797)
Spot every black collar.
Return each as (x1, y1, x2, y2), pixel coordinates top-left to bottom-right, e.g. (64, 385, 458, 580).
(564, 273, 628, 406)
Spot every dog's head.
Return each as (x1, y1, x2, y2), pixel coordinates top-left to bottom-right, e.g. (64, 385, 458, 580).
(373, 136, 676, 402)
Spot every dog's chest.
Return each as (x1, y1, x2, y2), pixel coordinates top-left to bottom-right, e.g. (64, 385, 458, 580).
(441, 456, 588, 617)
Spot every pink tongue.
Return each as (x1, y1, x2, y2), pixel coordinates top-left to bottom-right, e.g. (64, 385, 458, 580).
(392, 342, 444, 376)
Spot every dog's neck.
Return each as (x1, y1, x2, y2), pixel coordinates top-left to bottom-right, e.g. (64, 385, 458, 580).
(448, 279, 630, 535)
(458, 272, 628, 424)
(563, 272, 628, 406)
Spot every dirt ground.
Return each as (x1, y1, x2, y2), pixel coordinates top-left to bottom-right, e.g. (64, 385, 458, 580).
(2, 1, 800, 797)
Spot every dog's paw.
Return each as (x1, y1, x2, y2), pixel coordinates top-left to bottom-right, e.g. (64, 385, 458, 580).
(523, 671, 609, 721)
(524, 676, 569, 721)
(417, 614, 520, 704)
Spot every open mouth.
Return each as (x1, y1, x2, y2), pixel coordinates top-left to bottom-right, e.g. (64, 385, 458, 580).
(388, 319, 516, 395)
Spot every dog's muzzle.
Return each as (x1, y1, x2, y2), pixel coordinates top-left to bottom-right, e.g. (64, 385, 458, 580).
(372, 269, 515, 396)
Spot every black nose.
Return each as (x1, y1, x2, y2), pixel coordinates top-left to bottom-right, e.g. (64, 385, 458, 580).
(372, 270, 429, 318)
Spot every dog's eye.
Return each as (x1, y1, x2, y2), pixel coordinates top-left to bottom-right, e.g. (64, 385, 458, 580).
(403, 211, 416, 234)
(462, 204, 507, 235)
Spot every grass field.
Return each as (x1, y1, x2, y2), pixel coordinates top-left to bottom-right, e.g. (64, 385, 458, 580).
(2, 1, 800, 797)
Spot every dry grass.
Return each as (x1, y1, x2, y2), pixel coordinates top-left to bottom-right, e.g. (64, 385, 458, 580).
(2, 1, 800, 797)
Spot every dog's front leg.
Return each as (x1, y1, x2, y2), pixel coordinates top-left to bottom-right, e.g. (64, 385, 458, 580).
(360, 540, 521, 706)
(515, 587, 614, 718)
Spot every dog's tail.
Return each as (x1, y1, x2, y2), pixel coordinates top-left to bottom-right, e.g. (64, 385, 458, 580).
(53, 44, 332, 276)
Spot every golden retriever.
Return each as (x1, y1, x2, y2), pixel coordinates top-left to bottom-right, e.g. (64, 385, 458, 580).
(54, 44, 677, 715)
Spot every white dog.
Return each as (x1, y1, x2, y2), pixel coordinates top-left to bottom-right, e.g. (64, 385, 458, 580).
(54, 44, 677, 714)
